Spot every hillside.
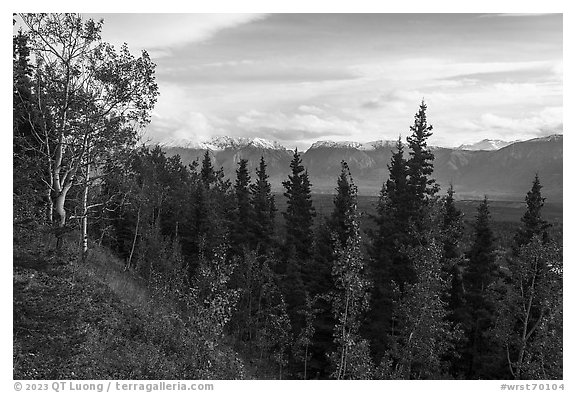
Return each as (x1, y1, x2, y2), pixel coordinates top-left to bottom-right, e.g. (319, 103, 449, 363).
(13, 233, 248, 380)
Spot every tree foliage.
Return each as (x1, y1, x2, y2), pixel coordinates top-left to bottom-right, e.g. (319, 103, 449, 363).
(378, 238, 461, 379)
(406, 100, 439, 222)
(492, 238, 562, 379)
(461, 196, 500, 378)
(249, 156, 276, 251)
(330, 169, 373, 379)
(282, 149, 316, 260)
(515, 174, 550, 249)
(18, 13, 158, 253)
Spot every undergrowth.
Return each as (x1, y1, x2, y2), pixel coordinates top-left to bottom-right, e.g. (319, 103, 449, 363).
(13, 231, 247, 379)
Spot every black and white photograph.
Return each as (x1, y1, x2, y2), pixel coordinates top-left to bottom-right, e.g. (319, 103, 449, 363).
(11, 8, 565, 386)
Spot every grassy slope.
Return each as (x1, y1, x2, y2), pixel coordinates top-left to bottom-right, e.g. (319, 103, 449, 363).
(13, 233, 247, 380)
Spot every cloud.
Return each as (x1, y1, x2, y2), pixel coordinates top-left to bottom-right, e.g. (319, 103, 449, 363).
(231, 109, 373, 148)
(476, 107, 562, 136)
(298, 105, 326, 115)
(237, 110, 359, 134)
(156, 62, 360, 84)
(360, 89, 452, 111)
(479, 13, 557, 18)
(202, 60, 256, 68)
(146, 112, 227, 145)
(92, 14, 560, 150)
(95, 13, 267, 57)
(353, 59, 558, 83)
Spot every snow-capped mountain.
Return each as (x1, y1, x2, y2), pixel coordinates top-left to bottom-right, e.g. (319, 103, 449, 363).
(309, 140, 397, 151)
(162, 136, 286, 151)
(525, 134, 563, 143)
(457, 139, 514, 151)
(204, 136, 286, 151)
(309, 141, 363, 150)
(358, 140, 397, 151)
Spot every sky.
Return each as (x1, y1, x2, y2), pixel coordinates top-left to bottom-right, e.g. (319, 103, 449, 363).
(86, 13, 562, 150)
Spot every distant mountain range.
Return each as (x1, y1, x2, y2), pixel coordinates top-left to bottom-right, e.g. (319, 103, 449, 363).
(162, 134, 563, 202)
(456, 139, 518, 151)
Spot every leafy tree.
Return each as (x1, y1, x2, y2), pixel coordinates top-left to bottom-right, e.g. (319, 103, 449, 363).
(302, 162, 359, 378)
(293, 293, 321, 379)
(93, 150, 141, 258)
(330, 172, 373, 379)
(514, 174, 550, 249)
(378, 238, 461, 379)
(172, 243, 242, 372)
(228, 249, 279, 350)
(254, 257, 293, 379)
(462, 196, 500, 378)
(19, 13, 158, 254)
(492, 238, 562, 379)
(249, 156, 276, 251)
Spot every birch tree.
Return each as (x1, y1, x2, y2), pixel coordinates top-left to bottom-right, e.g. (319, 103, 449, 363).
(18, 13, 158, 255)
(492, 238, 562, 379)
(377, 239, 460, 379)
(330, 167, 373, 379)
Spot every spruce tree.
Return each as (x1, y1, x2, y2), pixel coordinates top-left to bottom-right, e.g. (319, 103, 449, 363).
(200, 150, 216, 187)
(281, 149, 316, 342)
(383, 137, 414, 285)
(249, 156, 276, 251)
(306, 161, 357, 377)
(442, 184, 463, 259)
(406, 100, 439, 223)
(371, 137, 411, 279)
(514, 174, 550, 248)
(386, 137, 411, 226)
(330, 161, 356, 246)
(282, 149, 316, 260)
(13, 30, 47, 225)
(462, 196, 499, 378)
(308, 160, 357, 295)
(366, 137, 411, 362)
(231, 159, 252, 254)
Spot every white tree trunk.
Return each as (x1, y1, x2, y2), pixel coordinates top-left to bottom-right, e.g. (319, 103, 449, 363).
(127, 206, 141, 270)
(81, 162, 90, 261)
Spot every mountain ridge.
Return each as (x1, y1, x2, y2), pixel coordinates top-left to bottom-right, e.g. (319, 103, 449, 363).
(162, 134, 562, 201)
(164, 134, 562, 153)
(457, 139, 515, 151)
